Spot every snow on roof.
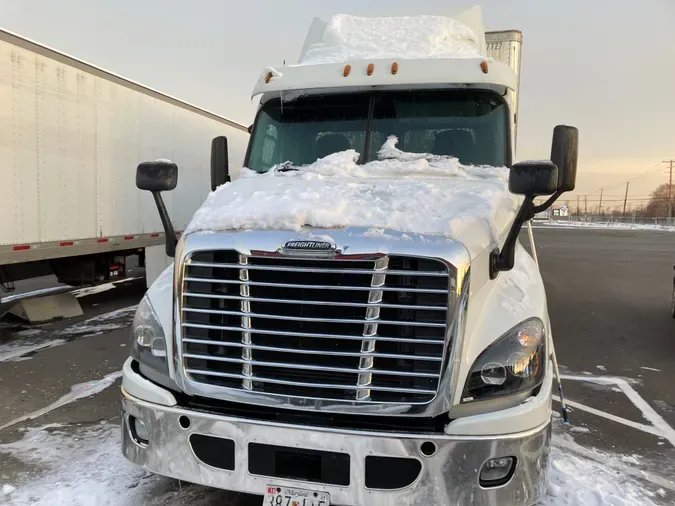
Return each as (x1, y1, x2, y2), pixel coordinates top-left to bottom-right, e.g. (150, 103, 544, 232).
(297, 13, 481, 66)
(184, 137, 519, 255)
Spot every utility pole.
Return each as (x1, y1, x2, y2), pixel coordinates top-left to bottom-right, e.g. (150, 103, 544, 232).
(584, 195, 587, 216)
(576, 195, 580, 216)
(622, 182, 629, 217)
(599, 189, 603, 216)
(664, 160, 674, 219)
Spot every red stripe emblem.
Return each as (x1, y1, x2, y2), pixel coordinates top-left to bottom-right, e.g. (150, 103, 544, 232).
(97, 238, 109, 243)
(124, 236, 134, 240)
(13, 245, 30, 251)
(60, 241, 74, 247)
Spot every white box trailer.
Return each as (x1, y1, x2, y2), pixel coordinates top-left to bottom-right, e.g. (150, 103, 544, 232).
(0, 28, 249, 321)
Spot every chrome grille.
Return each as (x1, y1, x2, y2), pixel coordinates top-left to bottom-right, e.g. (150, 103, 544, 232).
(180, 251, 453, 404)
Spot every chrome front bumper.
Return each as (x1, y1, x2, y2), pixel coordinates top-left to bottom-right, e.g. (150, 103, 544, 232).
(121, 388, 550, 506)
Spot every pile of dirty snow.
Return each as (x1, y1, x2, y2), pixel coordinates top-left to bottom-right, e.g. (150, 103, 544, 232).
(185, 137, 518, 254)
(298, 14, 480, 65)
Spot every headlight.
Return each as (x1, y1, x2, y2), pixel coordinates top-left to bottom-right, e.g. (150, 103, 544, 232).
(462, 318, 545, 402)
(130, 295, 168, 374)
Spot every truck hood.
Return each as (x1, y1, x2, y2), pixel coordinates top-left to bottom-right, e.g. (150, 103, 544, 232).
(185, 137, 520, 258)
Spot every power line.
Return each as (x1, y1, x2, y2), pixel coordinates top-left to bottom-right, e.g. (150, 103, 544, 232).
(583, 161, 667, 197)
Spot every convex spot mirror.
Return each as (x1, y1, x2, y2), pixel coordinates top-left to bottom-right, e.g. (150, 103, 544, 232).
(509, 161, 558, 197)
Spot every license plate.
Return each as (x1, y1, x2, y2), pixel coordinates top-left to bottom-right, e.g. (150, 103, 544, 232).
(263, 485, 330, 506)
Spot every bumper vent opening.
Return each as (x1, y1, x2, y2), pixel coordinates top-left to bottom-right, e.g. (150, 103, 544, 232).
(249, 443, 350, 486)
(190, 434, 235, 471)
(365, 455, 422, 489)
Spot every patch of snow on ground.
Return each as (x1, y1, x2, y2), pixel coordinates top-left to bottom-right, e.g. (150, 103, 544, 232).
(72, 284, 116, 298)
(596, 365, 606, 371)
(298, 14, 480, 65)
(0, 423, 148, 506)
(0, 339, 66, 363)
(47, 305, 137, 339)
(0, 371, 122, 432)
(534, 220, 675, 232)
(0, 305, 137, 363)
(641, 366, 662, 372)
(544, 435, 665, 506)
(16, 329, 41, 337)
(187, 137, 517, 255)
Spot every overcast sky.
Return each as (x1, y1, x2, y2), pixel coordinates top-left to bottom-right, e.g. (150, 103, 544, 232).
(2, 0, 674, 209)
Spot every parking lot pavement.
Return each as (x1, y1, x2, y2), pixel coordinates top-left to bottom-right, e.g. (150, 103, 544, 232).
(1, 227, 675, 505)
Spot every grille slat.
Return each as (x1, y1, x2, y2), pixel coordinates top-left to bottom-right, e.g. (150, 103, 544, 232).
(185, 369, 438, 395)
(184, 277, 449, 294)
(183, 353, 439, 378)
(188, 261, 448, 277)
(182, 338, 442, 361)
(181, 250, 452, 404)
(183, 307, 446, 328)
(184, 292, 446, 311)
(182, 326, 445, 345)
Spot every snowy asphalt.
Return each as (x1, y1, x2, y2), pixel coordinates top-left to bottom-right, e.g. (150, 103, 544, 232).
(0, 227, 674, 505)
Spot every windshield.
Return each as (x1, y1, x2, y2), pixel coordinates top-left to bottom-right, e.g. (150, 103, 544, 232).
(245, 90, 509, 172)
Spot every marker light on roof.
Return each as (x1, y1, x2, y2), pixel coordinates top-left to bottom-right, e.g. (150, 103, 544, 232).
(391, 62, 399, 75)
(367, 63, 374, 76)
(343, 64, 351, 77)
(480, 60, 489, 74)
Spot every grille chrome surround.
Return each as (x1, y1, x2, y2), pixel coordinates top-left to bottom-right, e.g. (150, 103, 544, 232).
(182, 252, 451, 404)
(173, 230, 471, 416)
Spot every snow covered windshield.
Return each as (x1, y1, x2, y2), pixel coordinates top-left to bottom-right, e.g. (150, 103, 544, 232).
(246, 90, 509, 173)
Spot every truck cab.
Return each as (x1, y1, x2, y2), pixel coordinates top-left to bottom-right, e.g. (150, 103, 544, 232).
(121, 9, 578, 505)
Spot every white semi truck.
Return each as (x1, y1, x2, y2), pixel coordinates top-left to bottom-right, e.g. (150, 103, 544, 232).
(121, 8, 578, 505)
(0, 27, 249, 322)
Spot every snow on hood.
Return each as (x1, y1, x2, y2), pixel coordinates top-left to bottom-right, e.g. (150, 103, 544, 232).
(185, 137, 519, 256)
(297, 14, 481, 65)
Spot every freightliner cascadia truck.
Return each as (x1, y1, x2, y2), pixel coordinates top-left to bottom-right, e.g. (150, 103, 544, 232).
(121, 8, 578, 505)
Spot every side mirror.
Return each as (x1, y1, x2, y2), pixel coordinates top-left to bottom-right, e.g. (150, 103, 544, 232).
(136, 160, 178, 192)
(551, 125, 578, 192)
(491, 161, 558, 279)
(509, 161, 558, 197)
(491, 127, 579, 279)
(211, 136, 230, 191)
(136, 160, 178, 258)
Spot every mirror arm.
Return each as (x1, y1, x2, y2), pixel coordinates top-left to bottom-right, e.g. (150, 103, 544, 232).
(490, 195, 536, 279)
(532, 190, 563, 214)
(152, 191, 177, 258)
